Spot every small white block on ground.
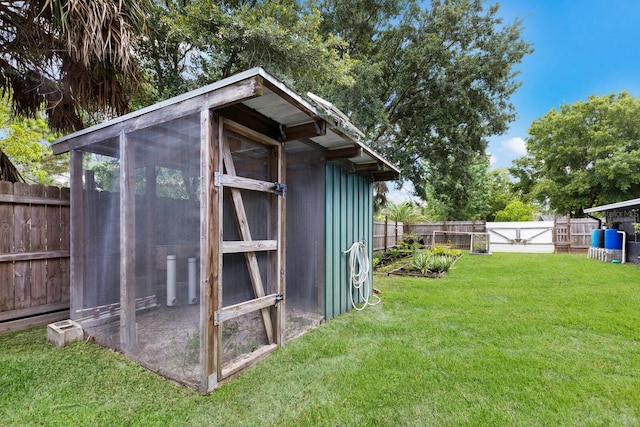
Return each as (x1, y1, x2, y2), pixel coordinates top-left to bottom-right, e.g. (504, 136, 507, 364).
(47, 319, 83, 348)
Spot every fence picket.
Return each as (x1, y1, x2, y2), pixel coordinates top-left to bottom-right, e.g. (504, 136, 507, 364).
(0, 182, 71, 330)
(0, 182, 14, 312)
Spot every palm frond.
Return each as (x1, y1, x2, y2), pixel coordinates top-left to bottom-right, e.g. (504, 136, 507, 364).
(0, 149, 25, 183)
(0, 0, 149, 131)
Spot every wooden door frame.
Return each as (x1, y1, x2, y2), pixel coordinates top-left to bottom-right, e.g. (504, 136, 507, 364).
(201, 113, 285, 393)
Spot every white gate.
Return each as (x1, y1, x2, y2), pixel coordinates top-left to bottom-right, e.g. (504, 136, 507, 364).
(486, 221, 555, 253)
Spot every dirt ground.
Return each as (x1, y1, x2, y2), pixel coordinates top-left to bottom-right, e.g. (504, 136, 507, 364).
(83, 303, 323, 389)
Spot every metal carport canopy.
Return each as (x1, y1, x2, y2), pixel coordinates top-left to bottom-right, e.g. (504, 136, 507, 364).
(584, 198, 640, 213)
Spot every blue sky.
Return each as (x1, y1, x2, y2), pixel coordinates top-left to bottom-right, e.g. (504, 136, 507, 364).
(488, 0, 640, 169)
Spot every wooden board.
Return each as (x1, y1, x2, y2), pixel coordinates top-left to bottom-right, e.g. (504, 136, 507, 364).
(0, 183, 71, 318)
(30, 185, 47, 307)
(0, 181, 14, 253)
(69, 150, 84, 319)
(0, 259, 13, 312)
(0, 309, 70, 333)
(0, 182, 14, 312)
(13, 260, 31, 310)
(200, 109, 219, 392)
(215, 294, 279, 324)
(119, 130, 137, 351)
(221, 240, 277, 254)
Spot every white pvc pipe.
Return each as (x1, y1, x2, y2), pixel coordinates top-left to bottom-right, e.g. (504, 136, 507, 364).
(167, 255, 177, 306)
(188, 257, 197, 304)
(618, 231, 626, 264)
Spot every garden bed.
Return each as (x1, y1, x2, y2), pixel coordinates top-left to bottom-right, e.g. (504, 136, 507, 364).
(387, 265, 447, 278)
(374, 242, 462, 278)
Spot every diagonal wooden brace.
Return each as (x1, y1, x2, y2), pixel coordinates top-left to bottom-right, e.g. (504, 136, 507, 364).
(221, 140, 274, 344)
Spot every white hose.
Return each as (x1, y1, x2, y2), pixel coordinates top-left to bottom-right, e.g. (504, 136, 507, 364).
(344, 241, 381, 311)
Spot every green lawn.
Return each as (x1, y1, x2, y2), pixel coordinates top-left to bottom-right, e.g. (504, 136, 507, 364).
(1, 253, 639, 426)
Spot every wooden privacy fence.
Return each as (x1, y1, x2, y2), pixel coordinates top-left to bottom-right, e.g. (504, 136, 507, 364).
(410, 220, 487, 249)
(374, 217, 599, 253)
(554, 216, 600, 252)
(373, 218, 404, 252)
(374, 220, 486, 251)
(0, 182, 70, 332)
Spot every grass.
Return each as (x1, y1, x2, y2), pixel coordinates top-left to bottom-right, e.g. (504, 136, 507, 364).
(1, 253, 640, 426)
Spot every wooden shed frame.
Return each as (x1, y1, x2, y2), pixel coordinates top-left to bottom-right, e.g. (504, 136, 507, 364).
(53, 67, 399, 392)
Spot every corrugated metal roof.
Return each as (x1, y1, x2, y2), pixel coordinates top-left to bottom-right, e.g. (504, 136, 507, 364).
(584, 198, 640, 213)
(52, 67, 400, 181)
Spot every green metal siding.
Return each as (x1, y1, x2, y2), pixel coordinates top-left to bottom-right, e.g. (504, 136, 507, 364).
(324, 164, 373, 320)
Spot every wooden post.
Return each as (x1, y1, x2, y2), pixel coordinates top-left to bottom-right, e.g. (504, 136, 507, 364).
(60, 187, 70, 305)
(273, 142, 285, 347)
(70, 150, 84, 319)
(394, 220, 398, 246)
(120, 131, 136, 352)
(384, 216, 388, 252)
(566, 214, 572, 253)
(553, 214, 557, 247)
(200, 109, 219, 393)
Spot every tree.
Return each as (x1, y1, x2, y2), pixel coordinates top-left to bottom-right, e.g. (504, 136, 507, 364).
(135, 0, 355, 106)
(511, 92, 640, 215)
(317, 0, 532, 219)
(380, 201, 424, 225)
(485, 168, 517, 221)
(494, 200, 535, 222)
(0, 0, 148, 131)
(0, 96, 68, 184)
(373, 181, 390, 215)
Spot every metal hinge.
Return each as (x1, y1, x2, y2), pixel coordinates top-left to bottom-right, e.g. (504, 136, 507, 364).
(273, 183, 287, 196)
(275, 294, 284, 304)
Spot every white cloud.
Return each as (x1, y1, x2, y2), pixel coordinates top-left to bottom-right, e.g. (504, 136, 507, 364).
(386, 181, 419, 205)
(502, 137, 527, 156)
(488, 152, 497, 166)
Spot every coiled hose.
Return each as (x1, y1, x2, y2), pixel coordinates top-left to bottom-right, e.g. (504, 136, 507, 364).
(344, 241, 381, 311)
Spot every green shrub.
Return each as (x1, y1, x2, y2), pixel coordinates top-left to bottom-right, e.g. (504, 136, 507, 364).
(429, 255, 455, 273)
(429, 246, 461, 258)
(410, 251, 457, 274)
(372, 252, 382, 267)
(410, 251, 434, 275)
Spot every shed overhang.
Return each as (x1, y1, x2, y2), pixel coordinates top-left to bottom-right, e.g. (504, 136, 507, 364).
(583, 198, 640, 214)
(52, 67, 400, 182)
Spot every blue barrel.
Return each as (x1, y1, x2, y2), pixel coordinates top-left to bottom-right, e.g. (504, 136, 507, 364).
(604, 229, 623, 250)
(591, 229, 602, 247)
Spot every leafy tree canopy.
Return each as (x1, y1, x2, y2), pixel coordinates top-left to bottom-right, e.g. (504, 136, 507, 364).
(485, 168, 514, 221)
(0, 96, 68, 184)
(1, 0, 531, 214)
(316, 0, 532, 219)
(135, 0, 530, 220)
(493, 199, 535, 222)
(510, 91, 640, 216)
(135, 0, 355, 104)
(379, 201, 425, 224)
